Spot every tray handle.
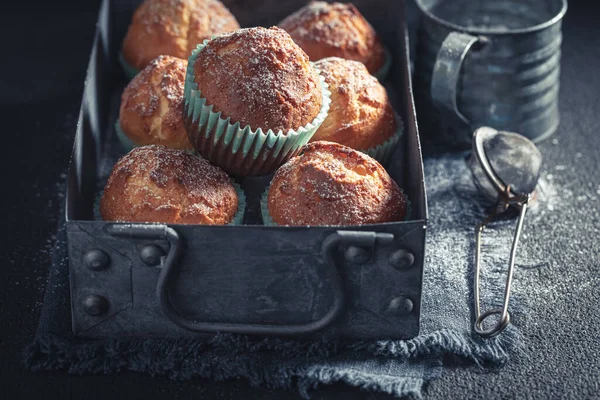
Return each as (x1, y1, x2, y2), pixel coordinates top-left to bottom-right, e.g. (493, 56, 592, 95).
(107, 224, 393, 336)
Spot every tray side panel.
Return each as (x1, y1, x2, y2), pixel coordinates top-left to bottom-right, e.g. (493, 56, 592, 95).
(67, 0, 116, 222)
(69, 221, 425, 339)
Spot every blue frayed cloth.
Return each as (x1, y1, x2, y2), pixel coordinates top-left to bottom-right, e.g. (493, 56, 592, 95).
(25, 153, 527, 398)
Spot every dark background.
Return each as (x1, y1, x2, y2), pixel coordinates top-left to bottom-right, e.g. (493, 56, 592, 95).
(1, 0, 599, 399)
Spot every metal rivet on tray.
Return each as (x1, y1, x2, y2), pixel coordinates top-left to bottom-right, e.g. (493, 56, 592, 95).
(83, 249, 110, 271)
(139, 244, 165, 266)
(83, 294, 109, 316)
(389, 249, 415, 270)
(344, 246, 371, 264)
(386, 296, 414, 316)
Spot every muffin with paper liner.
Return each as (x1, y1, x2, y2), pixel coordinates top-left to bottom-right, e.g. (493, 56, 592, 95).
(183, 26, 331, 177)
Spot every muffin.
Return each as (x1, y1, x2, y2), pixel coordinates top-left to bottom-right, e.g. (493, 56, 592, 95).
(184, 26, 331, 176)
(263, 141, 407, 226)
(279, 1, 386, 76)
(121, 0, 240, 74)
(100, 145, 242, 225)
(311, 57, 399, 159)
(118, 55, 193, 150)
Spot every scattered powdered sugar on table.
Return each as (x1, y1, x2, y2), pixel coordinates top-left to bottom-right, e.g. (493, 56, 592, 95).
(22, 110, 76, 302)
(528, 176, 559, 221)
(420, 153, 557, 333)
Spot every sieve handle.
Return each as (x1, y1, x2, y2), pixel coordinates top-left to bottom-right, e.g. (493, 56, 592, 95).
(473, 195, 529, 338)
(431, 32, 480, 125)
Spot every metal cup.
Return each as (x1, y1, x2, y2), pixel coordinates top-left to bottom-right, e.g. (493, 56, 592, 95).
(413, 0, 568, 148)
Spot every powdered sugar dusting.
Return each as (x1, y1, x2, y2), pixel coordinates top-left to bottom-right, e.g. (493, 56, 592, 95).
(278, 1, 384, 72)
(193, 26, 322, 132)
(311, 57, 396, 149)
(267, 141, 405, 225)
(101, 145, 238, 224)
(120, 55, 192, 149)
(138, 0, 238, 35)
(280, 1, 360, 48)
(123, 0, 240, 69)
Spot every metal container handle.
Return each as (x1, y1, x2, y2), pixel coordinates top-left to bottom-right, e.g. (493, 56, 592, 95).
(157, 227, 345, 335)
(430, 32, 480, 124)
(108, 224, 392, 336)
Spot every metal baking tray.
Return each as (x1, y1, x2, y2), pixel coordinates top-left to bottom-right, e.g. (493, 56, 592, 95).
(66, 0, 428, 340)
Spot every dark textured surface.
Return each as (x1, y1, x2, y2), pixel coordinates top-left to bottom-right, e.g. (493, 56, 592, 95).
(425, 2, 600, 397)
(2, 1, 599, 399)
